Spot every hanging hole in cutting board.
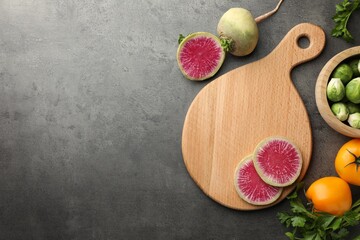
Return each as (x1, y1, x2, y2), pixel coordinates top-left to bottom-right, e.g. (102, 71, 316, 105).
(297, 35, 310, 49)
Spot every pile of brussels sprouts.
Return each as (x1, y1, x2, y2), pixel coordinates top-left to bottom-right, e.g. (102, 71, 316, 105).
(327, 58, 360, 128)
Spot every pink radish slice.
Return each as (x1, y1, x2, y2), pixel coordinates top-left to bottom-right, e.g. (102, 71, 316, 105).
(177, 32, 225, 81)
(253, 137, 303, 187)
(234, 155, 283, 205)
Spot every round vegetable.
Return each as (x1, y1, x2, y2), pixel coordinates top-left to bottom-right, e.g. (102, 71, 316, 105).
(348, 113, 360, 129)
(346, 77, 360, 104)
(176, 32, 225, 81)
(332, 63, 353, 85)
(234, 155, 283, 205)
(217, 0, 283, 56)
(327, 78, 345, 102)
(349, 59, 360, 77)
(335, 139, 360, 186)
(346, 102, 360, 114)
(330, 102, 349, 121)
(217, 8, 258, 56)
(305, 177, 352, 216)
(253, 137, 302, 187)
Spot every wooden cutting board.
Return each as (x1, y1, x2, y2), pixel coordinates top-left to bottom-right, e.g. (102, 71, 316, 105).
(181, 23, 325, 210)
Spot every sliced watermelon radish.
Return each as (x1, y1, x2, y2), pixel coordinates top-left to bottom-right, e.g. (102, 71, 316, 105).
(253, 137, 303, 187)
(234, 155, 283, 205)
(176, 32, 225, 81)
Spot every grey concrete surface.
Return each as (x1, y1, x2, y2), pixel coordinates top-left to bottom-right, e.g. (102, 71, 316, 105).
(1, 0, 360, 239)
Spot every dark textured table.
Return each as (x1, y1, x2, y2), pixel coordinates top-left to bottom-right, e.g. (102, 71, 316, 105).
(1, 0, 360, 239)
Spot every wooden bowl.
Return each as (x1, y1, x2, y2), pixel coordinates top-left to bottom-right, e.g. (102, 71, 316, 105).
(315, 46, 360, 138)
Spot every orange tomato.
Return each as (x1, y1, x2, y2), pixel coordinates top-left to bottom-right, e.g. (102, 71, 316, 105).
(335, 138, 360, 186)
(305, 177, 352, 216)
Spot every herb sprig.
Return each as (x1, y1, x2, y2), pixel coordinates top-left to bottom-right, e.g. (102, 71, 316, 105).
(332, 0, 360, 42)
(277, 183, 360, 240)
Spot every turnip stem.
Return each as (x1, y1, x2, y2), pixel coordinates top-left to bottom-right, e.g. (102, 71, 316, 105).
(255, 0, 284, 23)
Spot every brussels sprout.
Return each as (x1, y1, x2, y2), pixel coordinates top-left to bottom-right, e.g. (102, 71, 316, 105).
(346, 77, 360, 104)
(331, 102, 349, 121)
(348, 112, 360, 128)
(346, 102, 360, 114)
(332, 63, 353, 85)
(349, 59, 360, 77)
(327, 78, 345, 102)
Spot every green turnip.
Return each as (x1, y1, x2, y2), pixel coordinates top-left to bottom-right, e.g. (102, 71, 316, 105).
(218, 0, 284, 56)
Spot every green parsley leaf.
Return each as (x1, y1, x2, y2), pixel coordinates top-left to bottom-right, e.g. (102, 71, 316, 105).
(285, 231, 295, 240)
(329, 217, 343, 231)
(290, 200, 307, 214)
(332, 0, 360, 42)
(277, 212, 292, 228)
(315, 214, 336, 229)
(302, 231, 319, 240)
(291, 216, 306, 227)
(287, 182, 304, 200)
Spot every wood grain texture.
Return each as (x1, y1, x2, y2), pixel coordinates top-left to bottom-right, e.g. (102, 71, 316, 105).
(315, 46, 360, 138)
(182, 23, 325, 210)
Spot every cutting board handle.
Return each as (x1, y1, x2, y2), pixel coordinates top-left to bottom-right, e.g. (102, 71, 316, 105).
(270, 23, 326, 69)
